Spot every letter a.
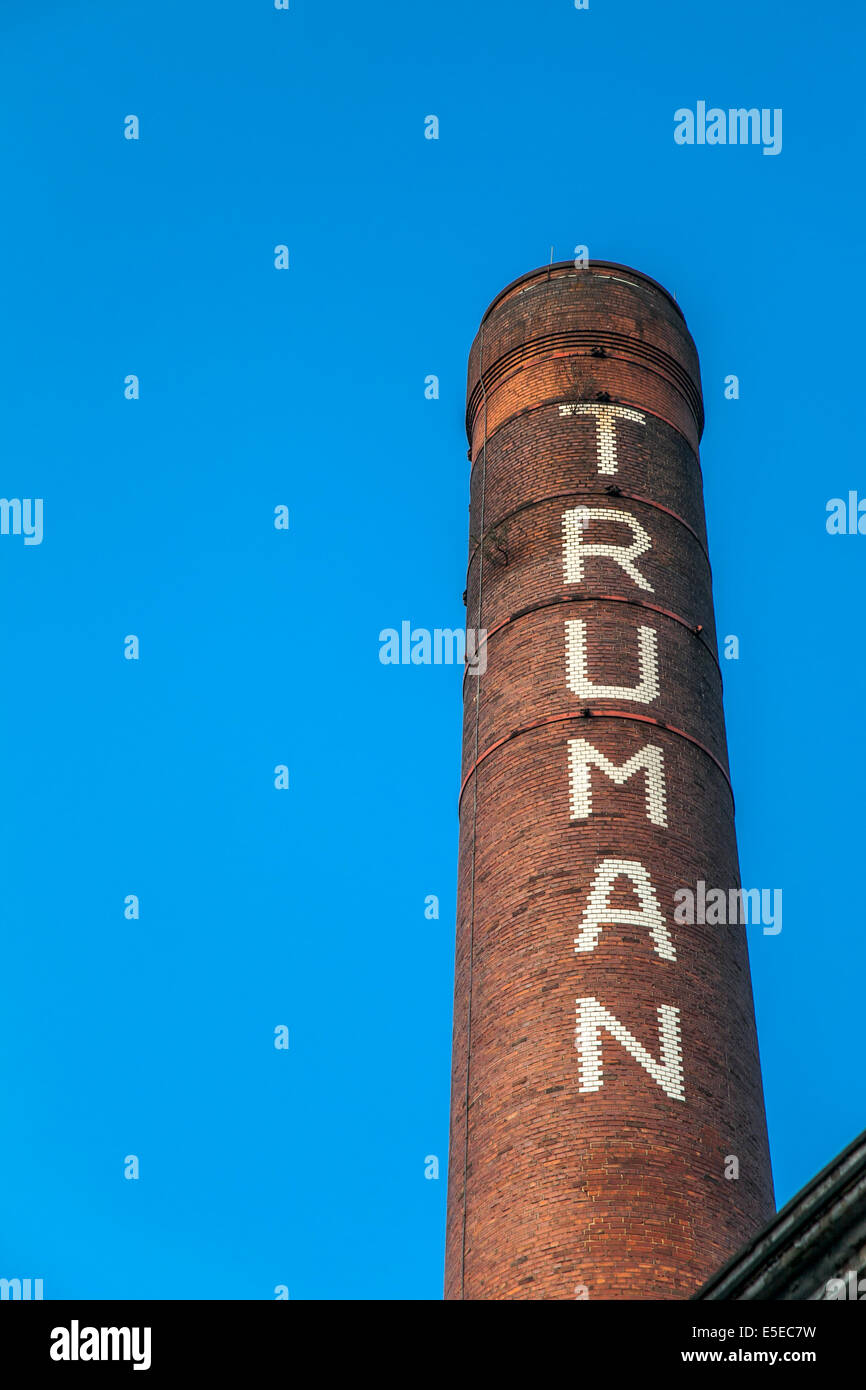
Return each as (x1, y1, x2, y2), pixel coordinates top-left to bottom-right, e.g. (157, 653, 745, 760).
(574, 857, 675, 960)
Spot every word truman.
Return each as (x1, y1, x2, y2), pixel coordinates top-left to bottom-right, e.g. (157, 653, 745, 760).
(556, 400, 751, 1104)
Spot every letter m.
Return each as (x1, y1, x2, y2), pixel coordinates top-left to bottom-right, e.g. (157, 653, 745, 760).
(575, 997, 685, 1101)
(729, 108, 760, 144)
(101, 1329, 130, 1361)
(0, 1279, 22, 1299)
(433, 628, 465, 665)
(568, 738, 667, 825)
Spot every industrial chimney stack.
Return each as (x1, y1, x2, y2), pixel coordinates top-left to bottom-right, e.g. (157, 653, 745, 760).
(445, 261, 774, 1300)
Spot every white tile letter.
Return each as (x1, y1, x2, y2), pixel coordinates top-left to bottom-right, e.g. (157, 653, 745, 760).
(575, 997, 685, 1100)
(562, 506, 654, 592)
(568, 739, 667, 826)
(559, 403, 646, 475)
(566, 619, 659, 703)
(574, 857, 675, 960)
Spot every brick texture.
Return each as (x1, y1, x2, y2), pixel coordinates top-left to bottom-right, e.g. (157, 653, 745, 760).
(445, 261, 774, 1301)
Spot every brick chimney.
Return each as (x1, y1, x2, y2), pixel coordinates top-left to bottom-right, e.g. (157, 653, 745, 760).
(445, 261, 774, 1300)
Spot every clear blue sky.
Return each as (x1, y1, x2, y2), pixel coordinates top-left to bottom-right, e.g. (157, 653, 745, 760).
(0, 0, 863, 1299)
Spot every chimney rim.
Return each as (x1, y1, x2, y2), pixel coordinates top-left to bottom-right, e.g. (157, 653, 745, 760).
(477, 260, 687, 329)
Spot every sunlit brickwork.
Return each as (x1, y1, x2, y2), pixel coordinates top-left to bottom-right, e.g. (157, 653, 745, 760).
(445, 261, 774, 1301)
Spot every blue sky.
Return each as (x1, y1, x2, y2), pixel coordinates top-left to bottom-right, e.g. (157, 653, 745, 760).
(0, 0, 863, 1299)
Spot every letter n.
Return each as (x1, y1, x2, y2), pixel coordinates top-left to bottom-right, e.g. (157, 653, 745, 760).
(575, 997, 685, 1100)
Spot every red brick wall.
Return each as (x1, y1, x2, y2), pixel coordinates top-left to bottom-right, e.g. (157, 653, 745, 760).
(445, 262, 774, 1301)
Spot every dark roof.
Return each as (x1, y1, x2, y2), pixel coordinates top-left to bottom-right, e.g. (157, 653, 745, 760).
(695, 1127, 866, 1300)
